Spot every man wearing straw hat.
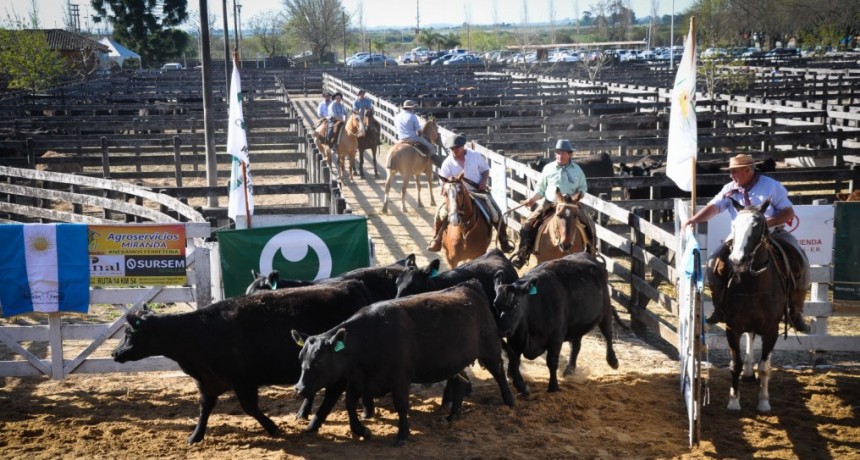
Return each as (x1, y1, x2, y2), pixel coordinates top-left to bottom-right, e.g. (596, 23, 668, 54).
(393, 99, 437, 154)
(683, 153, 809, 332)
(510, 139, 596, 269)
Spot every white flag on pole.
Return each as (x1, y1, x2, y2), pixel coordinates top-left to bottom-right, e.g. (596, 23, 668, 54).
(227, 61, 253, 221)
(666, 25, 698, 192)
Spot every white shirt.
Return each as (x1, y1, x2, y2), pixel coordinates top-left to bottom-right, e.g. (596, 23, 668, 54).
(317, 99, 330, 118)
(393, 109, 421, 140)
(440, 149, 489, 192)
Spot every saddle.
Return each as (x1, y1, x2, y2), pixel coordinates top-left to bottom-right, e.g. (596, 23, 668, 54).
(400, 140, 432, 157)
(327, 121, 344, 146)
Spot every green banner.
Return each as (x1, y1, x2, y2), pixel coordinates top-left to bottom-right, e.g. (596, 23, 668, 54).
(219, 217, 370, 298)
(834, 203, 860, 301)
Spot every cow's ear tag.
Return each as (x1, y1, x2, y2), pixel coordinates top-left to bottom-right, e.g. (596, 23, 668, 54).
(430, 268, 439, 278)
(334, 341, 345, 352)
(271, 280, 278, 289)
(528, 284, 538, 295)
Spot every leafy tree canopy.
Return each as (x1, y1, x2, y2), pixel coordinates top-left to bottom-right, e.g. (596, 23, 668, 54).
(0, 29, 65, 93)
(91, 0, 190, 67)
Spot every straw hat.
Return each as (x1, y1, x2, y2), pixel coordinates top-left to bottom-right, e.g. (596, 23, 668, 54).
(402, 100, 418, 109)
(724, 154, 760, 170)
(554, 139, 574, 153)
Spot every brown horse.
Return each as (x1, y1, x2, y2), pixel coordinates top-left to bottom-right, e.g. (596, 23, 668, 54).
(381, 117, 439, 213)
(533, 191, 592, 265)
(355, 109, 381, 178)
(438, 172, 492, 268)
(313, 110, 366, 184)
(712, 198, 800, 413)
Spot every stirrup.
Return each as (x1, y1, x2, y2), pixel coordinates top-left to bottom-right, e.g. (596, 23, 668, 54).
(706, 308, 725, 325)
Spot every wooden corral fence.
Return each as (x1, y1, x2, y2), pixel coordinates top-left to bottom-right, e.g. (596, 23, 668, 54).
(0, 69, 351, 224)
(0, 166, 213, 379)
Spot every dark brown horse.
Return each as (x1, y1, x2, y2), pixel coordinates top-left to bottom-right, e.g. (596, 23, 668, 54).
(533, 191, 592, 265)
(438, 172, 492, 268)
(355, 108, 381, 178)
(712, 198, 800, 413)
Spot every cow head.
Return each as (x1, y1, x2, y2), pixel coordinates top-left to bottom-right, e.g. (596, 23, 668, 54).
(492, 271, 534, 337)
(292, 328, 349, 399)
(394, 259, 440, 298)
(111, 310, 158, 363)
(245, 270, 281, 295)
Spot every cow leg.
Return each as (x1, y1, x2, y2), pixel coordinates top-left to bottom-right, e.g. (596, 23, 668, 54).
(234, 387, 279, 436)
(382, 171, 396, 213)
(563, 339, 581, 377)
(391, 385, 411, 445)
(307, 379, 347, 432)
(296, 395, 315, 420)
(479, 357, 515, 407)
(344, 387, 371, 440)
(443, 374, 469, 422)
(188, 392, 218, 444)
(546, 341, 563, 392)
(505, 349, 529, 396)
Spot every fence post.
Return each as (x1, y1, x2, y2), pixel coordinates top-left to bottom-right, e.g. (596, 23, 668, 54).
(173, 136, 183, 188)
(629, 206, 646, 315)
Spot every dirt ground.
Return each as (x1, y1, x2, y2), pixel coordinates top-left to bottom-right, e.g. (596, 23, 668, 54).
(1, 97, 859, 459)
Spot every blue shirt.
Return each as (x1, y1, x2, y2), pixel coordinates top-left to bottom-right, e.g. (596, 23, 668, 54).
(317, 99, 330, 118)
(708, 173, 792, 220)
(353, 97, 372, 113)
(535, 161, 588, 203)
(394, 110, 421, 140)
(327, 101, 348, 121)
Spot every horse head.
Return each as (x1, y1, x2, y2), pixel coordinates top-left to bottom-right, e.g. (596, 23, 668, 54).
(441, 171, 471, 227)
(728, 197, 771, 275)
(348, 109, 366, 137)
(551, 190, 583, 252)
(420, 117, 439, 145)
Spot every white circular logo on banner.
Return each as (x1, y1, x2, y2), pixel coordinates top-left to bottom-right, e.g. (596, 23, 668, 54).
(259, 230, 332, 280)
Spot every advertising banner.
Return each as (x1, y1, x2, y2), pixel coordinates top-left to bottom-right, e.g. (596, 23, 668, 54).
(834, 203, 860, 301)
(88, 224, 187, 286)
(218, 217, 370, 298)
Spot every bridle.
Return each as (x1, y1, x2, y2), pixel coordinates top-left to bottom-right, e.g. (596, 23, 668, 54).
(550, 201, 581, 250)
(446, 180, 479, 236)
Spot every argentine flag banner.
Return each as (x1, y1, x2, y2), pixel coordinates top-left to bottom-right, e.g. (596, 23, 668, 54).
(0, 223, 90, 316)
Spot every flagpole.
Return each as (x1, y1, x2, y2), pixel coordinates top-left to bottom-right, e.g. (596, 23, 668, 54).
(688, 17, 697, 220)
(233, 50, 251, 230)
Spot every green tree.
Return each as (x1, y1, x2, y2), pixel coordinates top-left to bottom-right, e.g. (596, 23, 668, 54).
(283, 0, 349, 63)
(0, 29, 65, 93)
(91, 0, 190, 67)
(418, 29, 444, 51)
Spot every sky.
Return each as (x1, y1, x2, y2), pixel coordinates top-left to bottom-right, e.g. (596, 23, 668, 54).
(5, 0, 696, 31)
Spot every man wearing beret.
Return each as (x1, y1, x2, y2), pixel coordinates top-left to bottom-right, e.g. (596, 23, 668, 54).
(427, 135, 514, 253)
(511, 139, 595, 268)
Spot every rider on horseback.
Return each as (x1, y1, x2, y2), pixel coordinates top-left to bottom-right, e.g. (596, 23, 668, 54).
(427, 135, 515, 253)
(326, 92, 348, 146)
(394, 100, 437, 155)
(683, 154, 809, 332)
(511, 139, 596, 269)
(352, 89, 373, 116)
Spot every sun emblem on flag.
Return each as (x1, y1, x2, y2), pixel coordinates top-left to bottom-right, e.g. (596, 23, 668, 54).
(27, 231, 55, 255)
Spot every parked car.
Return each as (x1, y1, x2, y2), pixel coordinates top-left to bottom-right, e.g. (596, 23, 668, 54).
(444, 54, 483, 66)
(347, 54, 397, 67)
(430, 53, 455, 65)
(345, 52, 369, 65)
(161, 62, 183, 70)
(765, 48, 799, 60)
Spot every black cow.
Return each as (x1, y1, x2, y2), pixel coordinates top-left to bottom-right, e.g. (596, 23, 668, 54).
(292, 279, 515, 445)
(246, 254, 416, 301)
(493, 253, 619, 395)
(394, 249, 517, 303)
(111, 279, 373, 444)
(529, 152, 614, 197)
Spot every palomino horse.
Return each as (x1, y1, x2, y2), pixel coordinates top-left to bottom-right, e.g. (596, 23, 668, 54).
(355, 109, 381, 178)
(313, 110, 366, 184)
(713, 198, 800, 413)
(533, 191, 593, 265)
(381, 117, 439, 213)
(438, 172, 492, 268)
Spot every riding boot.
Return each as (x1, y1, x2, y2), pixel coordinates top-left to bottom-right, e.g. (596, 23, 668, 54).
(497, 221, 515, 253)
(789, 310, 809, 333)
(427, 219, 447, 252)
(326, 125, 334, 146)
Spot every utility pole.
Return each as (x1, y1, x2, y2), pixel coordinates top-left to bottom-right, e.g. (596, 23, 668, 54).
(198, 0, 218, 207)
(416, 0, 420, 37)
(222, 0, 230, 95)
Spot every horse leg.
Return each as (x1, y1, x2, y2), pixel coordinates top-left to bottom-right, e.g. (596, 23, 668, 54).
(400, 174, 412, 213)
(726, 329, 743, 411)
(756, 333, 777, 413)
(426, 169, 436, 207)
(373, 146, 379, 178)
(413, 174, 423, 209)
(742, 332, 756, 382)
(357, 147, 364, 177)
(382, 171, 396, 213)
